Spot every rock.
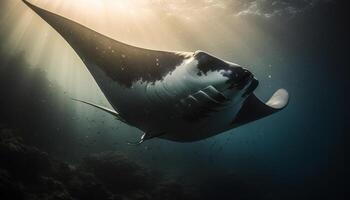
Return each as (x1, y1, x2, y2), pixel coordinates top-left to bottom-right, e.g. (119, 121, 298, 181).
(26, 176, 74, 200)
(0, 127, 200, 200)
(0, 169, 24, 200)
(81, 152, 153, 194)
(66, 171, 113, 200)
(0, 129, 52, 181)
(0, 129, 74, 200)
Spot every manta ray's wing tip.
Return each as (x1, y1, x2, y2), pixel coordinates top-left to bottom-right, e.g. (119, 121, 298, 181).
(266, 88, 289, 110)
(22, 0, 34, 8)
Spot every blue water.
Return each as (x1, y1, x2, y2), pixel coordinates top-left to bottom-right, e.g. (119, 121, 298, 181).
(0, 1, 345, 199)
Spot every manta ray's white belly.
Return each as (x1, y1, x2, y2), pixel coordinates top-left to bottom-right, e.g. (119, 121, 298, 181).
(88, 58, 240, 141)
(141, 59, 244, 140)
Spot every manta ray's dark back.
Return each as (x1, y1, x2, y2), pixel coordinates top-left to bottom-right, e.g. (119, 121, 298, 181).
(22, 0, 189, 88)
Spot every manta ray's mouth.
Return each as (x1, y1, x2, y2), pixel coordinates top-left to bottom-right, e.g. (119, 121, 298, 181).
(242, 78, 259, 97)
(228, 73, 253, 90)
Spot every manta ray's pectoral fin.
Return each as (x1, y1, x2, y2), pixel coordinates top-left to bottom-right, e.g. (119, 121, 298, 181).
(22, 0, 190, 89)
(71, 98, 125, 122)
(233, 89, 289, 126)
(127, 132, 165, 146)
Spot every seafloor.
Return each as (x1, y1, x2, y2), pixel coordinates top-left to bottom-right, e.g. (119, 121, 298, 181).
(0, 127, 200, 200)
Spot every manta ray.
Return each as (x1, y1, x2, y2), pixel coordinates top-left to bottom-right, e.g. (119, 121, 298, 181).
(23, 0, 289, 143)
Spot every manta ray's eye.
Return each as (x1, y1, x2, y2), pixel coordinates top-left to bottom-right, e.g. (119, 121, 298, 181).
(194, 51, 208, 59)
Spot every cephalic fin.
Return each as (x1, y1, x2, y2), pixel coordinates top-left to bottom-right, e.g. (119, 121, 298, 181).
(233, 89, 289, 126)
(71, 98, 125, 122)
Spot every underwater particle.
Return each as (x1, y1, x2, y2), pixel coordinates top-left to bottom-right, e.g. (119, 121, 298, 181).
(268, 75, 272, 79)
